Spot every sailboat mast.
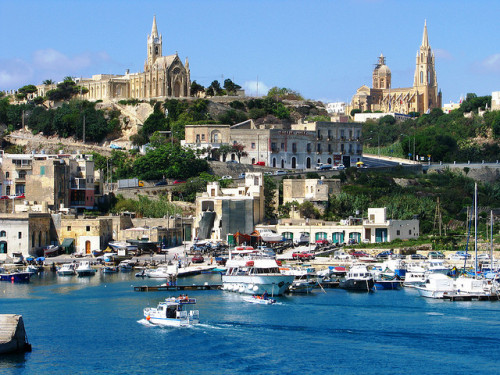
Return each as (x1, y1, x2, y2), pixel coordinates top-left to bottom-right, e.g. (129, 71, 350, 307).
(491, 210, 494, 265)
(474, 183, 478, 277)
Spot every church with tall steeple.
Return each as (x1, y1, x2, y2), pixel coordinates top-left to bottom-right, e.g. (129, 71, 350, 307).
(349, 21, 442, 115)
(52, 16, 191, 101)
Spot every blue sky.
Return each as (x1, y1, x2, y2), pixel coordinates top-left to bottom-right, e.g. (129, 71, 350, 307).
(0, 0, 499, 104)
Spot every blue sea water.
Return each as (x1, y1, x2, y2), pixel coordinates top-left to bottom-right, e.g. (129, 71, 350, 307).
(1, 272, 500, 375)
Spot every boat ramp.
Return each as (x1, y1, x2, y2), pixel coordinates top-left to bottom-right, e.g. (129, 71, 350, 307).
(0, 314, 31, 354)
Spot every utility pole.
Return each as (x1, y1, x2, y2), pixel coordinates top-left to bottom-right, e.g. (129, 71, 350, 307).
(433, 197, 442, 236)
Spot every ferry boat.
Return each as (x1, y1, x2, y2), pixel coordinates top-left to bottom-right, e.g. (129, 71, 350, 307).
(143, 296, 199, 327)
(339, 264, 374, 292)
(222, 254, 294, 296)
(57, 263, 76, 276)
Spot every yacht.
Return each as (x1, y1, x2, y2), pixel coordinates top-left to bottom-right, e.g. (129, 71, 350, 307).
(339, 264, 374, 291)
(146, 265, 178, 278)
(425, 260, 450, 275)
(257, 228, 283, 243)
(76, 261, 96, 276)
(144, 296, 199, 327)
(415, 273, 454, 298)
(57, 263, 76, 276)
(403, 271, 427, 287)
(222, 254, 294, 296)
(280, 266, 319, 293)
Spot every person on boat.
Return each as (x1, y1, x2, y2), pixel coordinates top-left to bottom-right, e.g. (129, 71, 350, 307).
(262, 291, 269, 300)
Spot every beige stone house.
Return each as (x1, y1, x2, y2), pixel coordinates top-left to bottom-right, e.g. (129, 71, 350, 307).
(59, 216, 113, 254)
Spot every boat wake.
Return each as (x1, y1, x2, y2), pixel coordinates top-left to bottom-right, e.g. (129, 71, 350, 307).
(426, 312, 444, 316)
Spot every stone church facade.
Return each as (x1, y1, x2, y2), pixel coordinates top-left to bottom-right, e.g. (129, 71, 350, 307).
(349, 21, 442, 115)
(37, 16, 191, 101)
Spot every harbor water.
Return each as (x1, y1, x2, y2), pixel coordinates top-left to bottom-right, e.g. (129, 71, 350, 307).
(1, 272, 500, 374)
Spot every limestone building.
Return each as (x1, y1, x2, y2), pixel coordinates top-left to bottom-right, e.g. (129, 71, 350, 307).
(350, 21, 442, 115)
(36, 16, 191, 101)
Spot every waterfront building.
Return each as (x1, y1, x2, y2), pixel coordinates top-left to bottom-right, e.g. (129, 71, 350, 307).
(183, 119, 363, 169)
(349, 21, 442, 115)
(35, 16, 191, 101)
(59, 216, 113, 255)
(263, 207, 419, 244)
(492, 91, 500, 111)
(0, 213, 52, 260)
(193, 172, 265, 241)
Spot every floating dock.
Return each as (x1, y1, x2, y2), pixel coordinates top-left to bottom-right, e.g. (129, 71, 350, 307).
(134, 283, 222, 292)
(443, 293, 500, 302)
(0, 314, 31, 354)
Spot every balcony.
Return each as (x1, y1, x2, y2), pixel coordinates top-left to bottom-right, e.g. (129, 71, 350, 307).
(271, 147, 280, 153)
(15, 164, 32, 170)
(70, 178, 87, 190)
(15, 177, 26, 183)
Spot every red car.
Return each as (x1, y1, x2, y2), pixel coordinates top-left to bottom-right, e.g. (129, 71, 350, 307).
(292, 251, 315, 260)
(316, 239, 329, 245)
(191, 254, 205, 263)
(173, 180, 186, 184)
(350, 251, 370, 258)
(252, 161, 265, 166)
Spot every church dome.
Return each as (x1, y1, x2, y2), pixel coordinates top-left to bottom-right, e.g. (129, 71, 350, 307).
(377, 64, 391, 76)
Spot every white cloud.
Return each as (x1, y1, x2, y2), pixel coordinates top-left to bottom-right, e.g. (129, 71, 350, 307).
(479, 53, 500, 73)
(243, 80, 270, 97)
(0, 49, 112, 90)
(434, 48, 453, 60)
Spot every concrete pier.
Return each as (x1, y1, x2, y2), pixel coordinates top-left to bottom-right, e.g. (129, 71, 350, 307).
(0, 314, 31, 354)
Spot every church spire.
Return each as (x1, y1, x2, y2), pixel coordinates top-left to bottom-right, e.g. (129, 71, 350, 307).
(151, 15, 158, 38)
(421, 19, 429, 47)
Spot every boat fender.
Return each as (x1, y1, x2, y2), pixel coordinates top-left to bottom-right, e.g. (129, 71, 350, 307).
(146, 315, 151, 321)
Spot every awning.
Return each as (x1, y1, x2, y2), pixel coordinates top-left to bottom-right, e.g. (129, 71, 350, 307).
(61, 238, 74, 248)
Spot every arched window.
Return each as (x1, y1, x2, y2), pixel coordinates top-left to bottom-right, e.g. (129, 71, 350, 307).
(281, 159, 285, 168)
(420, 71, 423, 84)
(272, 158, 276, 168)
(38, 232, 42, 247)
(291, 157, 296, 169)
(306, 158, 311, 169)
(0, 231, 5, 237)
(251, 158, 256, 164)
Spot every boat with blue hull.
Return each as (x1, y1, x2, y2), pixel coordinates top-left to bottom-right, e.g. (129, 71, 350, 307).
(0, 271, 31, 282)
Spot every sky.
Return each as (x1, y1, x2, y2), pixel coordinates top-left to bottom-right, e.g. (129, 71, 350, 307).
(0, 0, 499, 105)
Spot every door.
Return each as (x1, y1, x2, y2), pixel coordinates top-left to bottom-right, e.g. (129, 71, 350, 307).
(85, 240, 91, 254)
(375, 228, 387, 243)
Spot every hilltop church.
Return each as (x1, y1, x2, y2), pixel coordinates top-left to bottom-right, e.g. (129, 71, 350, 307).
(349, 21, 442, 115)
(36, 16, 191, 101)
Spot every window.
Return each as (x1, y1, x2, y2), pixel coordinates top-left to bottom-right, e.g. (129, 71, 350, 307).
(397, 230, 400, 235)
(0, 231, 5, 237)
(251, 143, 256, 149)
(292, 143, 297, 153)
(5, 172, 9, 178)
(18, 232, 22, 239)
(201, 134, 205, 141)
(317, 144, 321, 153)
(306, 143, 311, 152)
(196, 134, 200, 143)
(67, 226, 71, 231)
(328, 144, 331, 153)
(86, 226, 90, 232)
(327, 130, 331, 139)
(40, 166, 45, 175)
(281, 143, 285, 150)
(340, 130, 345, 139)
(409, 230, 412, 235)
(420, 71, 423, 84)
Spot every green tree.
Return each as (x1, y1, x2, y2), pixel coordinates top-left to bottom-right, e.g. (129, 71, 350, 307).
(190, 80, 205, 97)
(17, 84, 37, 100)
(266, 87, 303, 100)
(263, 175, 277, 219)
(206, 80, 224, 96)
(231, 142, 248, 163)
(218, 144, 233, 161)
(223, 79, 241, 95)
(350, 108, 361, 117)
(42, 79, 54, 85)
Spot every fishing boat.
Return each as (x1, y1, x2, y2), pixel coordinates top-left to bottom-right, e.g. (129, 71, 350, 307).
(57, 263, 76, 276)
(143, 296, 199, 327)
(415, 273, 454, 298)
(76, 261, 96, 276)
(222, 254, 294, 296)
(118, 260, 134, 272)
(339, 264, 374, 292)
(102, 266, 118, 273)
(0, 271, 31, 282)
(242, 295, 277, 304)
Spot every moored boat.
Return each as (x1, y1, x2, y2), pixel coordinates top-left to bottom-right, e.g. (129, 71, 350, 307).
(415, 273, 454, 298)
(0, 271, 31, 282)
(76, 261, 96, 276)
(143, 296, 199, 327)
(57, 263, 76, 276)
(339, 264, 374, 292)
(222, 254, 294, 296)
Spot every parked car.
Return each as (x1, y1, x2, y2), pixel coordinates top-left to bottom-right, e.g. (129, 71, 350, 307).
(351, 251, 370, 258)
(455, 251, 471, 259)
(238, 173, 246, 179)
(333, 250, 351, 260)
(292, 251, 315, 260)
(410, 253, 428, 260)
(253, 161, 265, 166)
(376, 251, 393, 259)
(448, 251, 471, 260)
(221, 175, 232, 180)
(316, 239, 329, 245)
(476, 254, 490, 261)
(347, 238, 358, 245)
(275, 170, 287, 176)
(110, 143, 123, 150)
(264, 171, 273, 176)
(226, 160, 238, 164)
(191, 254, 205, 263)
(154, 180, 168, 186)
(173, 180, 186, 184)
(0, 195, 9, 200)
(315, 163, 332, 170)
(428, 251, 445, 259)
(332, 164, 345, 170)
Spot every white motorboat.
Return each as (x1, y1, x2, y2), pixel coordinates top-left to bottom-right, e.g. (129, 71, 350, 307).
(57, 263, 76, 276)
(76, 261, 96, 276)
(242, 295, 276, 304)
(339, 264, 375, 291)
(143, 296, 199, 327)
(453, 276, 497, 297)
(425, 260, 450, 275)
(222, 254, 294, 296)
(415, 273, 454, 298)
(108, 241, 139, 255)
(403, 271, 427, 287)
(146, 265, 178, 278)
(280, 266, 318, 293)
(257, 228, 283, 243)
(118, 260, 134, 272)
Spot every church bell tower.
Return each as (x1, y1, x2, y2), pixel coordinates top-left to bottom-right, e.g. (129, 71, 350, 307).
(146, 15, 162, 69)
(413, 20, 439, 112)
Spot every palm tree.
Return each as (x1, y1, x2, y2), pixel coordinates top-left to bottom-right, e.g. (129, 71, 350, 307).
(42, 79, 55, 85)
